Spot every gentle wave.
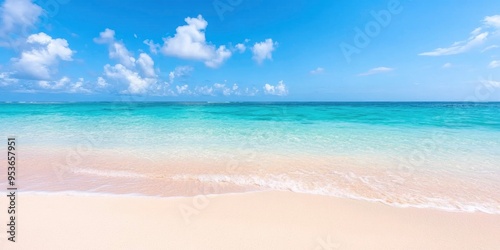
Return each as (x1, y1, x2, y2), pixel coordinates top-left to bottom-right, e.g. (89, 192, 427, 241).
(171, 174, 500, 214)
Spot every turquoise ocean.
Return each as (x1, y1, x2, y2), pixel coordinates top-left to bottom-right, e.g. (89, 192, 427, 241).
(0, 102, 499, 213)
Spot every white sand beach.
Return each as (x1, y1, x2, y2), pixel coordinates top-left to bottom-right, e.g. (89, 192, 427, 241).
(1, 191, 499, 250)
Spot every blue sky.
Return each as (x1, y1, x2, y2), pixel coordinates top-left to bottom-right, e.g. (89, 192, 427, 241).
(0, 0, 500, 101)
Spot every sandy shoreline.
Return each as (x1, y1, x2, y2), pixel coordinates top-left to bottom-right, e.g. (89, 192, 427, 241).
(7, 149, 500, 214)
(1, 191, 499, 250)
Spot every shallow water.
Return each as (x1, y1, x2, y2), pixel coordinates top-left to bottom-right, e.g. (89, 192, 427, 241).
(1, 102, 499, 213)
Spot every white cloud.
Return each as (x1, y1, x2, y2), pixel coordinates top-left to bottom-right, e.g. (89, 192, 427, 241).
(244, 87, 259, 96)
(94, 28, 136, 68)
(143, 39, 160, 55)
(13, 32, 74, 80)
(442, 63, 452, 68)
(204, 45, 231, 68)
(195, 85, 214, 95)
(151, 82, 175, 96)
(420, 15, 500, 56)
(484, 15, 500, 28)
(310, 67, 325, 74)
(38, 77, 91, 93)
(358, 67, 394, 76)
(137, 53, 156, 78)
(235, 43, 246, 53)
(0, 0, 42, 37)
(419, 32, 488, 56)
(37, 80, 52, 89)
(69, 77, 91, 93)
(213, 83, 225, 88)
(168, 66, 193, 84)
(222, 87, 232, 96)
(97, 76, 108, 88)
(471, 27, 482, 36)
(189, 82, 246, 96)
(93, 28, 115, 44)
(160, 15, 232, 68)
(176, 84, 190, 94)
(0, 72, 18, 85)
(104, 64, 156, 94)
(211, 82, 238, 96)
(482, 45, 499, 53)
(95, 29, 161, 94)
(489, 60, 500, 68)
(38, 76, 69, 89)
(110, 42, 136, 68)
(263, 80, 288, 96)
(251, 39, 277, 64)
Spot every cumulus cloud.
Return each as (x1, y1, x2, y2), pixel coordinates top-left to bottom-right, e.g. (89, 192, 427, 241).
(212, 82, 238, 96)
(252, 39, 277, 64)
(168, 66, 193, 84)
(190, 82, 246, 96)
(93, 28, 115, 44)
(204, 45, 231, 68)
(176, 84, 190, 94)
(195, 85, 214, 95)
(420, 15, 500, 56)
(0, 72, 18, 86)
(160, 15, 232, 68)
(0, 0, 42, 38)
(310, 67, 325, 74)
(68, 77, 91, 93)
(12, 32, 74, 80)
(94, 29, 136, 68)
(97, 77, 108, 88)
(239, 87, 259, 96)
(213, 83, 225, 88)
(143, 39, 160, 55)
(137, 53, 156, 78)
(95, 28, 159, 94)
(235, 43, 246, 53)
(104, 63, 156, 94)
(109, 42, 136, 68)
(263, 80, 288, 96)
(38, 76, 90, 93)
(38, 76, 69, 89)
(358, 67, 394, 76)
